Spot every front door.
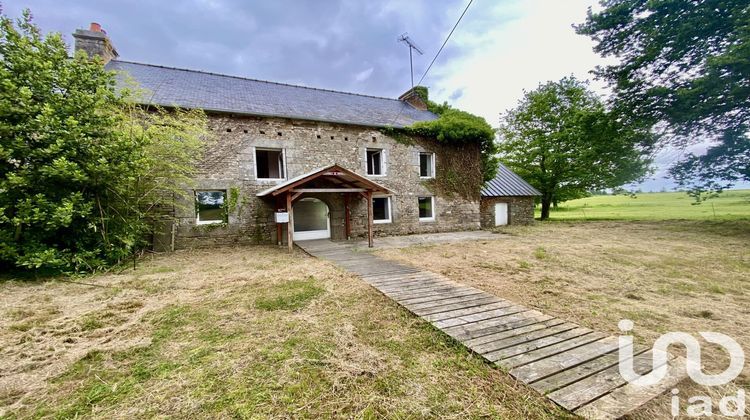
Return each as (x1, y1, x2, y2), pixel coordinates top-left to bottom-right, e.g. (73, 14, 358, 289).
(494, 202, 509, 226)
(293, 198, 331, 240)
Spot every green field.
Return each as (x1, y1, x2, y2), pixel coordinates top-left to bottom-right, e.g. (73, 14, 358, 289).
(540, 189, 750, 220)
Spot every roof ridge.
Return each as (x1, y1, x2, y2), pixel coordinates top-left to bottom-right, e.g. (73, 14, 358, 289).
(110, 59, 405, 103)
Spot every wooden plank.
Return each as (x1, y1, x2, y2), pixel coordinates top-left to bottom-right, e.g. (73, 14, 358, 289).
(496, 332, 606, 368)
(378, 278, 453, 290)
(487, 328, 594, 363)
(464, 318, 567, 348)
(368, 273, 437, 285)
(510, 336, 621, 383)
(344, 192, 351, 239)
(386, 285, 471, 300)
(574, 356, 687, 419)
(433, 305, 531, 329)
(552, 350, 676, 413)
(404, 292, 493, 310)
(423, 301, 515, 322)
(376, 279, 448, 293)
(443, 309, 544, 337)
(369, 276, 440, 288)
(286, 191, 293, 252)
(398, 290, 485, 305)
(410, 296, 503, 316)
(366, 190, 373, 248)
(447, 311, 553, 342)
(383, 284, 462, 299)
(530, 345, 645, 395)
(470, 322, 579, 355)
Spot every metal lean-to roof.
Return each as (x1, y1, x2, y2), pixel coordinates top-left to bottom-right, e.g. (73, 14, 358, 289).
(481, 163, 541, 197)
(105, 60, 437, 128)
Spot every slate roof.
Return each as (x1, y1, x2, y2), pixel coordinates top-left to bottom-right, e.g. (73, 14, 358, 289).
(105, 60, 437, 128)
(482, 163, 541, 197)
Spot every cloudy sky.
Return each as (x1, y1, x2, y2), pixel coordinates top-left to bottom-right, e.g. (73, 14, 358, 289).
(6, 0, 744, 191)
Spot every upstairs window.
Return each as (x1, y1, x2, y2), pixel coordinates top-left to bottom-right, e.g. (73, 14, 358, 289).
(418, 196, 435, 221)
(366, 148, 384, 176)
(419, 152, 435, 178)
(196, 190, 226, 224)
(373, 197, 392, 224)
(256, 148, 285, 179)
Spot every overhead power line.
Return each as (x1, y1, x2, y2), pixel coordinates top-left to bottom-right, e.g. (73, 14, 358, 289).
(390, 0, 474, 126)
(415, 0, 474, 88)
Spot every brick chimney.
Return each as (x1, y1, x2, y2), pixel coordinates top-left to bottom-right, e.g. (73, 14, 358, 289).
(72, 22, 118, 64)
(398, 86, 429, 111)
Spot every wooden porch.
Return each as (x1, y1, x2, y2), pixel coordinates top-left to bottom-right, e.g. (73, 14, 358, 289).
(256, 164, 390, 251)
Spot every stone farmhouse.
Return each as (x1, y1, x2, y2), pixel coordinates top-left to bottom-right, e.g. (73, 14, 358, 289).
(72, 23, 535, 251)
(72, 23, 479, 250)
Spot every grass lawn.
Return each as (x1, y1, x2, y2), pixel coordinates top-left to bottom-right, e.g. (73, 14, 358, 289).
(0, 247, 569, 418)
(376, 220, 750, 419)
(542, 189, 750, 221)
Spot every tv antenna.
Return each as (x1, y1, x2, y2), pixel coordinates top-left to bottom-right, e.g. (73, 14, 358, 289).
(398, 33, 424, 87)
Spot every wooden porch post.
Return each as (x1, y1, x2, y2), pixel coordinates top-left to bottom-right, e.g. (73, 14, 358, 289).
(366, 190, 373, 248)
(275, 196, 283, 246)
(286, 191, 294, 252)
(344, 193, 351, 240)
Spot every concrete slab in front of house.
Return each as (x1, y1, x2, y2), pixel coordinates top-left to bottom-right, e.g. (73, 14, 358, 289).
(346, 230, 503, 251)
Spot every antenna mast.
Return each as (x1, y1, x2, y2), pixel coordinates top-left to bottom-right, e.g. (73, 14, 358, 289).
(398, 33, 424, 88)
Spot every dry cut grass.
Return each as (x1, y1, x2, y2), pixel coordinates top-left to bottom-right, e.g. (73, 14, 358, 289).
(376, 220, 750, 419)
(0, 246, 570, 419)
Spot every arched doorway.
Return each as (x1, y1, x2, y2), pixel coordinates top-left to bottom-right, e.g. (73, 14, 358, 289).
(292, 198, 331, 241)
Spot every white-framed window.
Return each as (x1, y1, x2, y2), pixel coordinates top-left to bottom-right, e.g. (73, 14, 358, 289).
(196, 190, 226, 225)
(418, 196, 435, 221)
(255, 148, 286, 180)
(366, 148, 385, 176)
(373, 196, 392, 224)
(419, 152, 435, 178)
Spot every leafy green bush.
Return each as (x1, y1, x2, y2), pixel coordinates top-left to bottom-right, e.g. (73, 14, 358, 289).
(0, 11, 208, 272)
(381, 91, 499, 184)
(408, 101, 499, 183)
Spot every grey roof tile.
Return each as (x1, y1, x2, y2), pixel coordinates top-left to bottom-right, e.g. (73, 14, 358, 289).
(482, 163, 541, 197)
(105, 60, 437, 128)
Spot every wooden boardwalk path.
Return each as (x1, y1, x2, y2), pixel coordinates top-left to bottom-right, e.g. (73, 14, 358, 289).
(297, 239, 686, 419)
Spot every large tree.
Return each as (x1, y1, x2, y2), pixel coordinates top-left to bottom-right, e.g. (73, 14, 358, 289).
(576, 0, 750, 192)
(498, 77, 653, 219)
(0, 11, 208, 272)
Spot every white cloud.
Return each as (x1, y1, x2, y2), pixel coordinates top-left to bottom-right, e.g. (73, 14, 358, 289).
(429, 0, 606, 125)
(354, 67, 374, 82)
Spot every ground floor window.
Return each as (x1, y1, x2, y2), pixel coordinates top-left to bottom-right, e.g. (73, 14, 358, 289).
(196, 190, 226, 224)
(418, 196, 434, 221)
(373, 196, 392, 223)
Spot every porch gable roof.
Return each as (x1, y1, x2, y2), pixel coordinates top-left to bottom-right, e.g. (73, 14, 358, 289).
(256, 164, 391, 197)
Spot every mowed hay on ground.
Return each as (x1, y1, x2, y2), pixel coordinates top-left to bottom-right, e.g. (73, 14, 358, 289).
(376, 220, 750, 419)
(0, 246, 570, 419)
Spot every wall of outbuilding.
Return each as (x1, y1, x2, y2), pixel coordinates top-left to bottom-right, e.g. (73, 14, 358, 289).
(166, 113, 483, 250)
(479, 196, 536, 228)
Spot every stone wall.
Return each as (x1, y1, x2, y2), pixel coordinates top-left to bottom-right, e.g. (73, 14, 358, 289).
(480, 196, 536, 228)
(171, 114, 482, 249)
